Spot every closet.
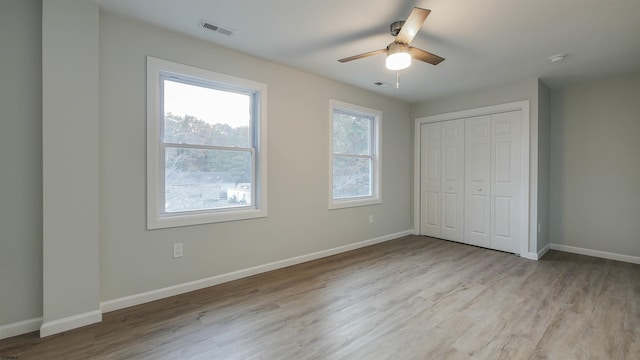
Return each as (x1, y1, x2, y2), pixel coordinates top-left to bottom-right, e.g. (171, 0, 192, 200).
(419, 110, 523, 254)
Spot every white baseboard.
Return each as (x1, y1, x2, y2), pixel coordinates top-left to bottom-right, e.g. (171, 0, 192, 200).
(550, 243, 640, 265)
(39, 309, 102, 338)
(537, 243, 551, 259)
(0, 317, 42, 340)
(101, 230, 413, 313)
(522, 243, 551, 260)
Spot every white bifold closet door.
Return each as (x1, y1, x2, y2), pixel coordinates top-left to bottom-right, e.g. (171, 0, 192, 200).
(420, 119, 464, 242)
(464, 111, 521, 253)
(420, 123, 441, 237)
(489, 111, 521, 253)
(464, 115, 491, 248)
(421, 110, 521, 254)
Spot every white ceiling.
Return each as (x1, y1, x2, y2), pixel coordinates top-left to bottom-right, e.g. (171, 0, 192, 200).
(97, 0, 640, 103)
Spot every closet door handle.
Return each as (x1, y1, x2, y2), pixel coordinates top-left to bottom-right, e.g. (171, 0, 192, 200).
(477, 188, 482, 192)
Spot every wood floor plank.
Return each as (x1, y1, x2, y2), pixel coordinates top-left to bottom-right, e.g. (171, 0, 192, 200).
(2, 235, 640, 359)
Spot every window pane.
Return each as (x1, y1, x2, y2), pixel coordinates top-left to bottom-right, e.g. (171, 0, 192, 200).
(333, 156, 372, 199)
(163, 79, 251, 147)
(333, 110, 371, 155)
(165, 147, 252, 213)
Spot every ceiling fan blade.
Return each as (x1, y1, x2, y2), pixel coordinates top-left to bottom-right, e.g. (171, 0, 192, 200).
(396, 7, 431, 44)
(338, 49, 387, 63)
(409, 47, 445, 65)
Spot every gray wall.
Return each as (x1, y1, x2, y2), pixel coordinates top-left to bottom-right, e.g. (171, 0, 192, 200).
(550, 73, 640, 256)
(42, 0, 101, 331)
(411, 79, 539, 119)
(537, 80, 551, 251)
(0, 0, 43, 327)
(98, 12, 413, 301)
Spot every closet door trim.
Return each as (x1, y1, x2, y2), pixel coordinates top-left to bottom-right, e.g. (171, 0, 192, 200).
(413, 100, 531, 257)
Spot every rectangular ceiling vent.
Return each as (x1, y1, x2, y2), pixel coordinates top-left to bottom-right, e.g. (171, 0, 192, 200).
(200, 21, 234, 36)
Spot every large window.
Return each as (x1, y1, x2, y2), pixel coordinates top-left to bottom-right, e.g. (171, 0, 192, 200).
(329, 100, 381, 209)
(147, 57, 267, 229)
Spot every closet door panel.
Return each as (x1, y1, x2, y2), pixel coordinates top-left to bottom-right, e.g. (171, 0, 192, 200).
(491, 111, 521, 253)
(420, 123, 441, 237)
(470, 194, 489, 237)
(465, 116, 491, 247)
(440, 119, 464, 241)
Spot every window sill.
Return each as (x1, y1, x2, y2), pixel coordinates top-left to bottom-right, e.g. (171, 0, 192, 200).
(329, 197, 381, 210)
(147, 207, 267, 230)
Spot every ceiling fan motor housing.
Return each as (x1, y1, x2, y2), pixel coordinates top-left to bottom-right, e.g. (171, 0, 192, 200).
(390, 21, 405, 36)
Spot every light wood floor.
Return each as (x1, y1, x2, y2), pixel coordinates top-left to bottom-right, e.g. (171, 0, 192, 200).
(2, 235, 640, 359)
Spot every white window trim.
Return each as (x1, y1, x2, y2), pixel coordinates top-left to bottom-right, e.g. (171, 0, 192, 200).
(329, 99, 382, 210)
(146, 56, 268, 229)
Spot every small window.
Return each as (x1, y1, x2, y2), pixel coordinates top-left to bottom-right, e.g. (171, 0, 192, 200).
(147, 57, 267, 229)
(329, 100, 381, 209)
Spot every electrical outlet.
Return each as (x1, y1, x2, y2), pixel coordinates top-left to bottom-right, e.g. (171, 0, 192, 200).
(369, 214, 374, 224)
(173, 243, 183, 258)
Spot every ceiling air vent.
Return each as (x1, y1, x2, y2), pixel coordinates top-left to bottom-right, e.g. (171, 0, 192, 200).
(200, 21, 234, 36)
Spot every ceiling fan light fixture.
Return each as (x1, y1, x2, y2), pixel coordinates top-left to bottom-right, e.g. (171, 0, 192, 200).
(386, 43, 411, 70)
(337, 8, 444, 69)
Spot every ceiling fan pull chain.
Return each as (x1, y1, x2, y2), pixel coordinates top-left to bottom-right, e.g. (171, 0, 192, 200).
(396, 70, 400, 89)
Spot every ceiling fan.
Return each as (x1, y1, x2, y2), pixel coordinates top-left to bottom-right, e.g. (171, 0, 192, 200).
(338, 7, 444, 71)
